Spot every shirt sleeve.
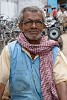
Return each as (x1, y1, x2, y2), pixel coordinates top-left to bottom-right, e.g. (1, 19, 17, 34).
(54, 50, 67, 84)
(0, 45, 10, 85)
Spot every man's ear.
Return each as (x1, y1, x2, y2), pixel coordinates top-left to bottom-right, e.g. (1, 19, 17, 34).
(18, 23, 23, 31)
(43, 23, 46, 28)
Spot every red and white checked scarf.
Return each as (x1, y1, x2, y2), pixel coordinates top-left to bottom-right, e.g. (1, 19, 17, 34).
(17, 33, 58, 100)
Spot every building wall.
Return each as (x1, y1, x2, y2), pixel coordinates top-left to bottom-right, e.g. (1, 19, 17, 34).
(0, 1, 17, 20)
(0, 0, 48, 19)
(41, 0, 47, 6)
(17, 0, 46, 16)
(48, 0, 57, 13)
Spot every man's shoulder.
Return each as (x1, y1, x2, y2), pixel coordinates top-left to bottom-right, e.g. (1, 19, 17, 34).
(8, 40, 17, 45)
(52, 46, 60, 52)
(8, 40, 20, 55)
(8, 40, 19, 49)
(52, 46, 60, 64)
(52, 46, 60, 56)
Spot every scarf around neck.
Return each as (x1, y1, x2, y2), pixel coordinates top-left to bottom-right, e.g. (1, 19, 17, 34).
(17, 33, 58, 100)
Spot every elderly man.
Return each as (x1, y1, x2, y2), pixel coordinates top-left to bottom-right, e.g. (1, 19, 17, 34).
(0, 6, 67, 100)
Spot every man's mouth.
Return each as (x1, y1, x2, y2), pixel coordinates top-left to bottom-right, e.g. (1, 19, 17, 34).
(28, 30, 40, 33)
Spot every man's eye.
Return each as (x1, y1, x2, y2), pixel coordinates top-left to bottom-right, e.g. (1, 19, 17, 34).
(23, 20, 43, 27)
(36, 20, 43, 24)
(24, 20, 32, 24)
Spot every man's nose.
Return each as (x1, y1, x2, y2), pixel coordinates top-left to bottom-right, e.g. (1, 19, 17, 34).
(31, 22, 37, 28)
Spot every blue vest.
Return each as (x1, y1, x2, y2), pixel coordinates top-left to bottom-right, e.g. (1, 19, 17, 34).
(8, 40, 60, 100)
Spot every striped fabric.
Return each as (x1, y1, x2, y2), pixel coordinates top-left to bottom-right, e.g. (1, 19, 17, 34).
(17, 33, 58, 100)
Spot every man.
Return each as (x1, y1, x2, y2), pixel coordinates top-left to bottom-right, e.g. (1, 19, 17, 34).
(0, 6, 67, 100)
(61, 7, 67, 32)
(52, 7, 58, 21)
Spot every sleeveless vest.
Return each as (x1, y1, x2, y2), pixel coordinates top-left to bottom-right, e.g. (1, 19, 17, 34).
(8, 40, 60, 100)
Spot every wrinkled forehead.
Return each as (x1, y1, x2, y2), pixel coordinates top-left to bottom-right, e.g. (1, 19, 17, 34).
(23, 10, 43, 20)
(23, 7, 42, 16)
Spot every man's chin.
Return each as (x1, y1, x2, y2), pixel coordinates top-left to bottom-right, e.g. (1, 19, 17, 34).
(24, 33, 41, 41)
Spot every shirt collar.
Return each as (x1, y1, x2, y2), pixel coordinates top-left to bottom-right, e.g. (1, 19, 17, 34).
(22, 47, 39, 60)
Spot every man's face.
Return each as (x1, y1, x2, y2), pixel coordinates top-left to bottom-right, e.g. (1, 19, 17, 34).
(19, 11, 45, 43)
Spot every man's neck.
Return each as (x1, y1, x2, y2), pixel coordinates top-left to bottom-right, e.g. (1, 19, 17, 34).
(25, 37, 41, 44)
